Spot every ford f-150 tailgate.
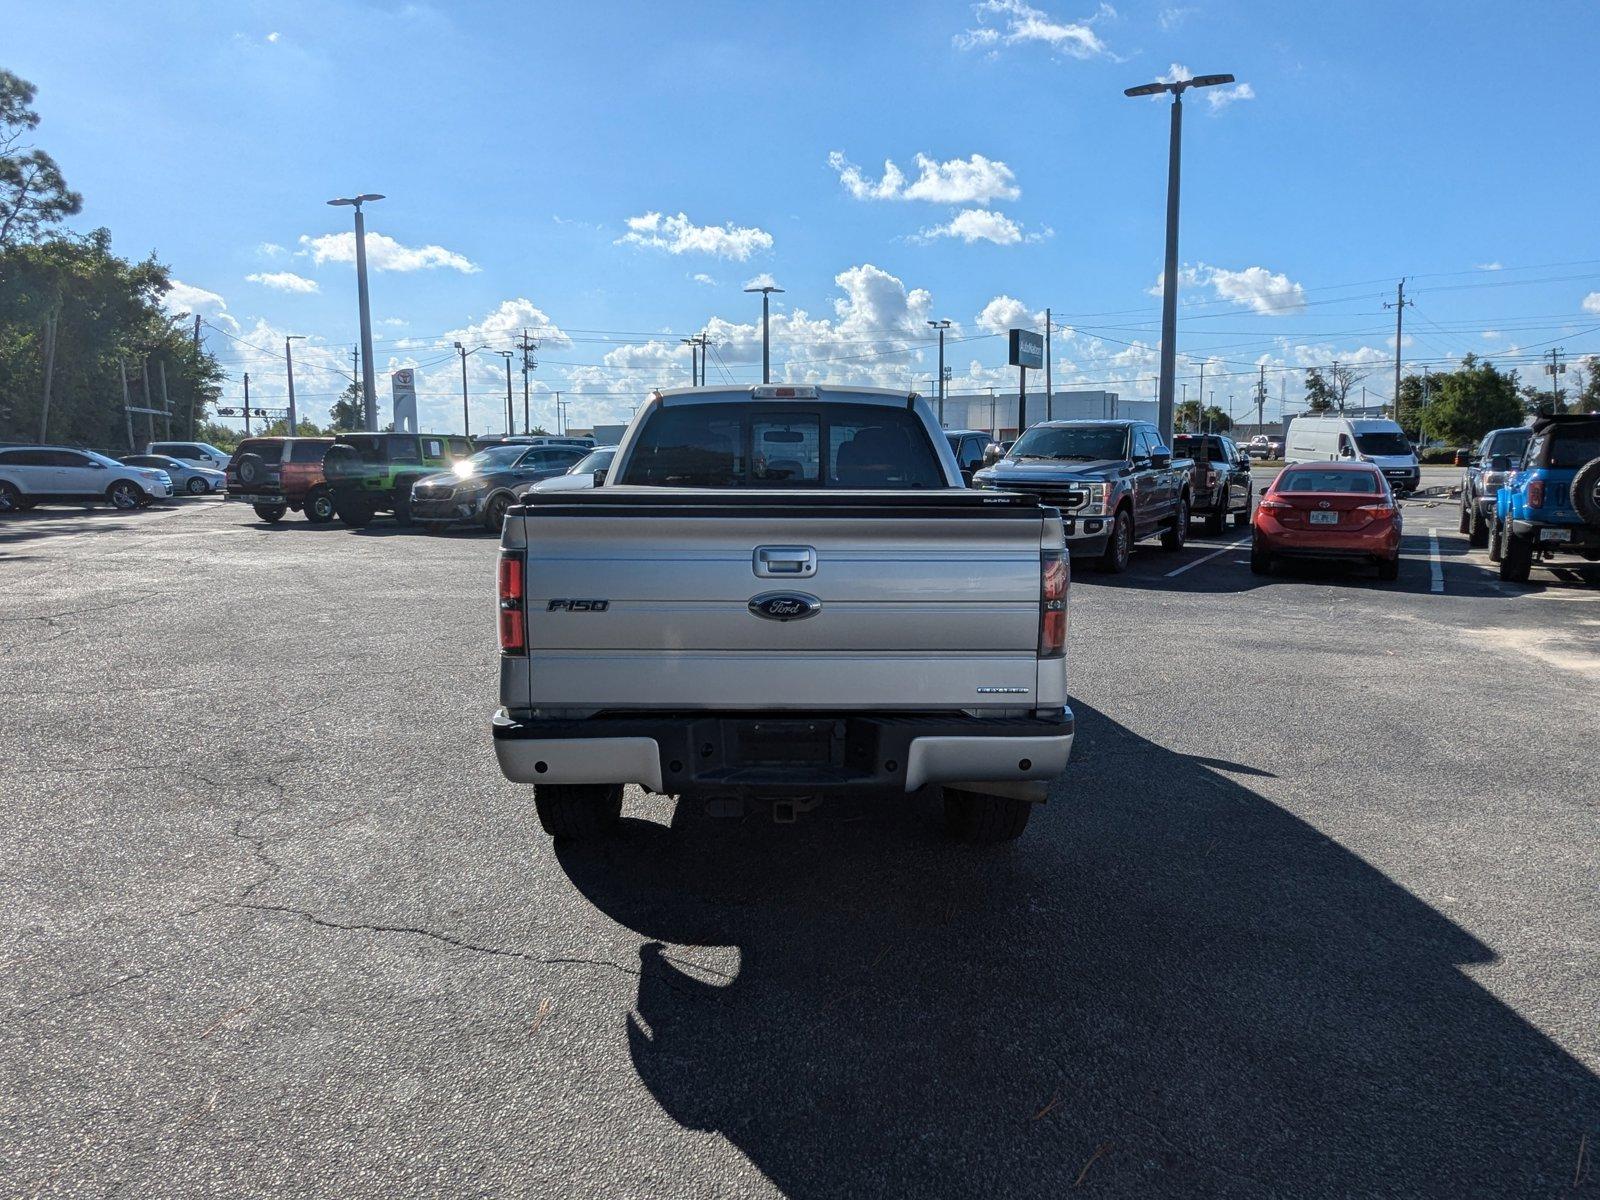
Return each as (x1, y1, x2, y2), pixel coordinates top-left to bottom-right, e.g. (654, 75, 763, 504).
(501, 488, 1066, 713)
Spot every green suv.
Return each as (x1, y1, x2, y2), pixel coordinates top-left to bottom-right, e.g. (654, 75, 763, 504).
(322, 433, 474, 528)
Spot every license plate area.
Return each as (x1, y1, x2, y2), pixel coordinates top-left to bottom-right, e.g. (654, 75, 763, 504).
(1309, 510, 1340, 525)
(732, 719, 840, 766)
(1542, 528, 1572, 543)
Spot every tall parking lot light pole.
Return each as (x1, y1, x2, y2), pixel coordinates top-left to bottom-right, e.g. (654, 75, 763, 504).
(453, 341, 485, 438)
(1123, 74, 1233, 445)
(744, 283, 784, 383)
(926, 319, 951, 426)
(326, 194, 384, 430)
(284, 335, 305, 433)
(496, 350, 515, 434)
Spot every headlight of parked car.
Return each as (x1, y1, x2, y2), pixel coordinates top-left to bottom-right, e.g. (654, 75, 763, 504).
(1081, 482, 1107, 513)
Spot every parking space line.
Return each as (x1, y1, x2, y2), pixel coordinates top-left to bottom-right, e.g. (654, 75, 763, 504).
(1429, 528, 1443, 593)
(1165, 536, 1250, 579)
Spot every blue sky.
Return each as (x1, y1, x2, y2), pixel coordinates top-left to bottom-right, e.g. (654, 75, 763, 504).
(8, 0, 1600, 432)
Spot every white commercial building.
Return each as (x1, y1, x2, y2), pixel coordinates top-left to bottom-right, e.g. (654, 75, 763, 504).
(939, 390, 1156, 439)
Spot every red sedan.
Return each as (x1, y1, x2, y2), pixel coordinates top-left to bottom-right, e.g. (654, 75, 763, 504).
(1251, 462, 1403, 580)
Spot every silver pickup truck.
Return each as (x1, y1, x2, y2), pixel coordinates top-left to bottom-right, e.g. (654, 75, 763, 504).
(492, 385, 1074, 844)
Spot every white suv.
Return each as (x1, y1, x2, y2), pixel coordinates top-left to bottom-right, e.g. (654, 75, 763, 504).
(0, 447, 173, 512)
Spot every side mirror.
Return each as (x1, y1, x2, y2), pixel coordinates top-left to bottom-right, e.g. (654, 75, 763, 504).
(1258, 484, 1270, 495)
(959, 468, 974, 486)
(1150, 452, 1172, 469)
(591, 468, 608, 486)
(1339, 447, 1356, 459)
(1489, 454, 1512, 471)
(1454, 450, 1470, 467)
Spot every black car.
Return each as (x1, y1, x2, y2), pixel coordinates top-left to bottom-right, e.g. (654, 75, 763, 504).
(1172, 433, 1254, 534)
(410, 442, 589, 531)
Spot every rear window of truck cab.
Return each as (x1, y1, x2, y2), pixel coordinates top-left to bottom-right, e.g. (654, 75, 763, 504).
(620, 403, 943, 488)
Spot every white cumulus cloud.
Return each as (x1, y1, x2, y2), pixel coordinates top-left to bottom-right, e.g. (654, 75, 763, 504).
(827, 151, 1019, 204)
(1150, 263, 1306, 315)
(1582, 292, 1600, 314)
(618, 211, 773, 261)
(918, 208, 1025, 245)
(1205, 81, 1254, 111)
(976, 295, 1039, 333)
(744, 272, 781, 290)
(297, 231, 480, 273)
(955, 0, 1116, 60)
(692, 273, 717, 286)
(246, 271, 320, 294)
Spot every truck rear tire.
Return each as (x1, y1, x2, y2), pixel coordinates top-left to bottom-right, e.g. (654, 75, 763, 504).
(1498, 526, 1533, 583)
(1160, 496, 1189, 551)
(534, 783, 624, 840)
(1468, 503, 1489, 548)
(943, 788, 1031, 843)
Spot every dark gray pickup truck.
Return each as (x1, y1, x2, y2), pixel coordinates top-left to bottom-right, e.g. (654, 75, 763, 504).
(971, 419, 1194, 572)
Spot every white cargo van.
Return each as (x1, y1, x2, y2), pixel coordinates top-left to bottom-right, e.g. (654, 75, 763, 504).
(1285, 416, 1419, 494)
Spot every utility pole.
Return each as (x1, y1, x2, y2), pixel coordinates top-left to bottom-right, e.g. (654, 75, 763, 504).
(285, 335, 305, 434)
(1384, 279, 1411, 422)
(121, 359, 135, 450)
(141, 358, 155, 444)
(193, 313, 201, 352)
(696, 333, 712, 385)
(516, 329, 539, 434)
(1255, 364, 1267, 434)
(1545, 347, 1566, 413)
(1333, 360, 1343, 414)
(681, 337, 699, 387)
(159, 360, 171, 439)
(37, 309, 58, 443)
(1044, 308, 1053, 418)
(926, 319, 951, 426)
(496, 350, 515, 434)
(1197, 359, 1205, 424)
(243, 372, 251, 436)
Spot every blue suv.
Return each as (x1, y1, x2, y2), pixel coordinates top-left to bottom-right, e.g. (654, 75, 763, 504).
(1490, 414, 1600, 582)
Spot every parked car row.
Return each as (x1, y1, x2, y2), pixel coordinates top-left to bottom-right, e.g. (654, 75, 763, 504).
(0, 446, 175, 512)
(217, 432, 609, 530)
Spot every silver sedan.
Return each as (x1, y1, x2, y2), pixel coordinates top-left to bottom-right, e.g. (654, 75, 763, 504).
(121, 453, 228, 496)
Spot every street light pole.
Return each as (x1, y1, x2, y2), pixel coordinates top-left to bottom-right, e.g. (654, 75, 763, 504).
(452, 341, 484, 438)
(744, 284, 784, 384)
(1124, 73, 1234, 445)
(497, 350, 515, 434)
(326, 194, 385, 431)
(284, 335, 305, 433)
(926, 319, 951, 427)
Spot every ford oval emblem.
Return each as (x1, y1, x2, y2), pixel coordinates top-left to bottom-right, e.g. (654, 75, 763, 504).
(749, 592, 821, 622)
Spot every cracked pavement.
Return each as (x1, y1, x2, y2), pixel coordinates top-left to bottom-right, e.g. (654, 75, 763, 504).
(1, 496, 1596, 1198)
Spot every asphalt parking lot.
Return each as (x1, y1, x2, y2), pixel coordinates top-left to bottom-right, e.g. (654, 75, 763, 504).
(3, 480, 1597, 1198)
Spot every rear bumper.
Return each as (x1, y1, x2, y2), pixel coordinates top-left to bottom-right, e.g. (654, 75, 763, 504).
(492, 707, 1074, 803)
(227, 490, 288, 506)
(1256, 514, 1400, 560)
(1510, 520, 1600, 549)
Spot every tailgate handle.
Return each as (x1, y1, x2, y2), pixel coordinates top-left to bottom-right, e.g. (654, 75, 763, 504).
(754, 545, 817, 578)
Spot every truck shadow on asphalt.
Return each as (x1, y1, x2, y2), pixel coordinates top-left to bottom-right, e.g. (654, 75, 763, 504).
(554, 704, 1598, 1198)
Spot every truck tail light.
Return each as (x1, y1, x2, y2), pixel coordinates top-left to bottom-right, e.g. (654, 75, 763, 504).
(1205, 469, 1217, 488)
(1527, 479, 1545, 508)
(498, 550, 526, 655)
(1038, 549, 1068, 660)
